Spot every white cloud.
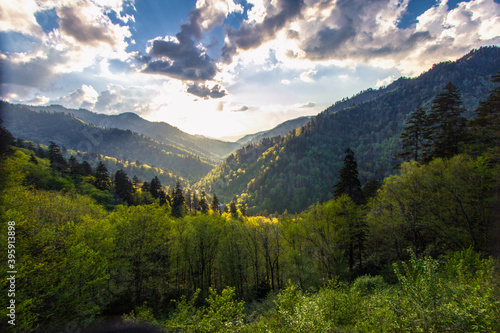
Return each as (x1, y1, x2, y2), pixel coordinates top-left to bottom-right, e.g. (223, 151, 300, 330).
(0, 0, 43, 37)
(51, 84, 99, 109)
(300, 69, 316, 82)
(375, 75, 396, 88)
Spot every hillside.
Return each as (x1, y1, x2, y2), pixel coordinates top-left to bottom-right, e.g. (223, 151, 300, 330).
(25, 104, 240, 162)
(1, 102, 215, 181)
(197, 46, 500, 213)
(237, 116, 312, 145)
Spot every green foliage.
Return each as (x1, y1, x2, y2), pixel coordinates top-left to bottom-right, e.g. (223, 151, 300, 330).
(198, 47, 500, 214)
(165, 287, 245, 332)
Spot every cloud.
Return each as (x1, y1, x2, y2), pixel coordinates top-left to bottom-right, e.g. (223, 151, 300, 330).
(142, 0, 243, 82)
(221, 0, 305, 63)
(0, 0, 43, 37)
(25, 94, 50, 105)
(144, 37, 218, 81)
(299, 69, 317, 82)
(59, 5, 118, 47)
(50, 84, 99, 109)
(0, 56, 56, 87)
(187, 82, 227, 99)
(92, 84, 165, 117)
(300, 101, 315, 108)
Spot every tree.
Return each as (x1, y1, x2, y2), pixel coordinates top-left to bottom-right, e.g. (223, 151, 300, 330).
(149, 176, 163, 199)
(362, 178, 382, 201)
(468, 73, 500, 155)
(396, 107, 427, 163)
(48, 141, 68, 173)
(132, 175, 141, 188)
(80, 161, 93, 176)
(211, 194, 220, 215)
(0, 124, 14, 159)
(68, 156, 80, 179)
(171, 182, 185, 218)
(423, 82, 467, 162)
(334, 148, 364, 204)
(114, 169, 135, 205)
(29, 153, 38, 165)
(229, 201, 238, 217)
(199, 191, 209, 214)
(94, 161, 110, 191)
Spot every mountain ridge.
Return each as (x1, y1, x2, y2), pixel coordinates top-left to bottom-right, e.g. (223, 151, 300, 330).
(24, 104, 240, 162)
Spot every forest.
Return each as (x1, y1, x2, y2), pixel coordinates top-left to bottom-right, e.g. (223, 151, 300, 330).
(198, 47, 500, 214)
(0, 57, 499, 332)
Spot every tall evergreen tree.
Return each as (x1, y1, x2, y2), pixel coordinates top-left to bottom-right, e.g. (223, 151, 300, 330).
(199, 191, 209, 214)
(48, 141, 68, 173)
(211, 194, 220, 215)
(80, 161, 93, 176)
(114, 169, 135, 205)
(334, 148, 364, 204)
(229, 201, 238, 217)
(468, 73, 500, 155)
(171, 182, 185, 218)
(423, 82, 467, 162)
(185, 189, 192, 213)
(396, 107, 427, 163)
(94, 161, 110, 191)
(29, 153, 38, 165)
(132, 175, 141, 188)
(149, 176, 163, 199)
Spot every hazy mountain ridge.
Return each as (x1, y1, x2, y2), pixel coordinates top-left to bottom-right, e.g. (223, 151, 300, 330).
(198, 46, 500, 214)
(237, 116, 312, 145)
(25, 104, 240, 162)
(1, 102, 215, 181)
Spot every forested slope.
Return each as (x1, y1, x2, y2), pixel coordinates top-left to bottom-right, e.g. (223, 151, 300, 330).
(198, 46, 500, 214)
(24, 104, 240, 162)
(1, 102, 214, 181)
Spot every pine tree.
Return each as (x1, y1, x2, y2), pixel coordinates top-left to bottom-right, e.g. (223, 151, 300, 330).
(396, 107, 427, 163)
(94, 161, 110, 191)
(80, 161, 93, 176)
(229, 201, 238, 217)
(171, 181, 185, 218)
(211, 194, 220, 215)
(149, 176, 163, 199)
(199, 191, 209, 214)
(29, 153, 38, 165)
(48, 141, 68, 173)
(132, 175, 141, 188)
(334, 148, 364, 204)
(114, 169, 135, 205)
(422, 82, 467, 162)
(185, 189, 192, 213)
(468, 73, 500, 155)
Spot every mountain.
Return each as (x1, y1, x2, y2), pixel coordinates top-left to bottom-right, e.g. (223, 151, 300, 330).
(24, 104, 239, 162)
(0, 102, 215, 182)
(197, 46, 500, 214)
(236, 116, 312, 145)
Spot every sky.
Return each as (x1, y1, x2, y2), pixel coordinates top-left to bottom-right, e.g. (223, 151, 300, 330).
(1, 0, 499, 140)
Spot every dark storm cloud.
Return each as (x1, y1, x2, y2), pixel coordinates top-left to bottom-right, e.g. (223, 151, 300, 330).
(142, 8, 219, 81)
(59, 6, 117, 46)
(187, 83, 227, 99)
(304, 23, 356, 59)
(221, 0, 305, 64)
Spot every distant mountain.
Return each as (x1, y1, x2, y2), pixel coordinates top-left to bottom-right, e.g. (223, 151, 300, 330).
(236, 116, 312, 145)
(24, 105, 240, 162)
(1, 102, 215, 182)
(197, 46, 500, 214)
